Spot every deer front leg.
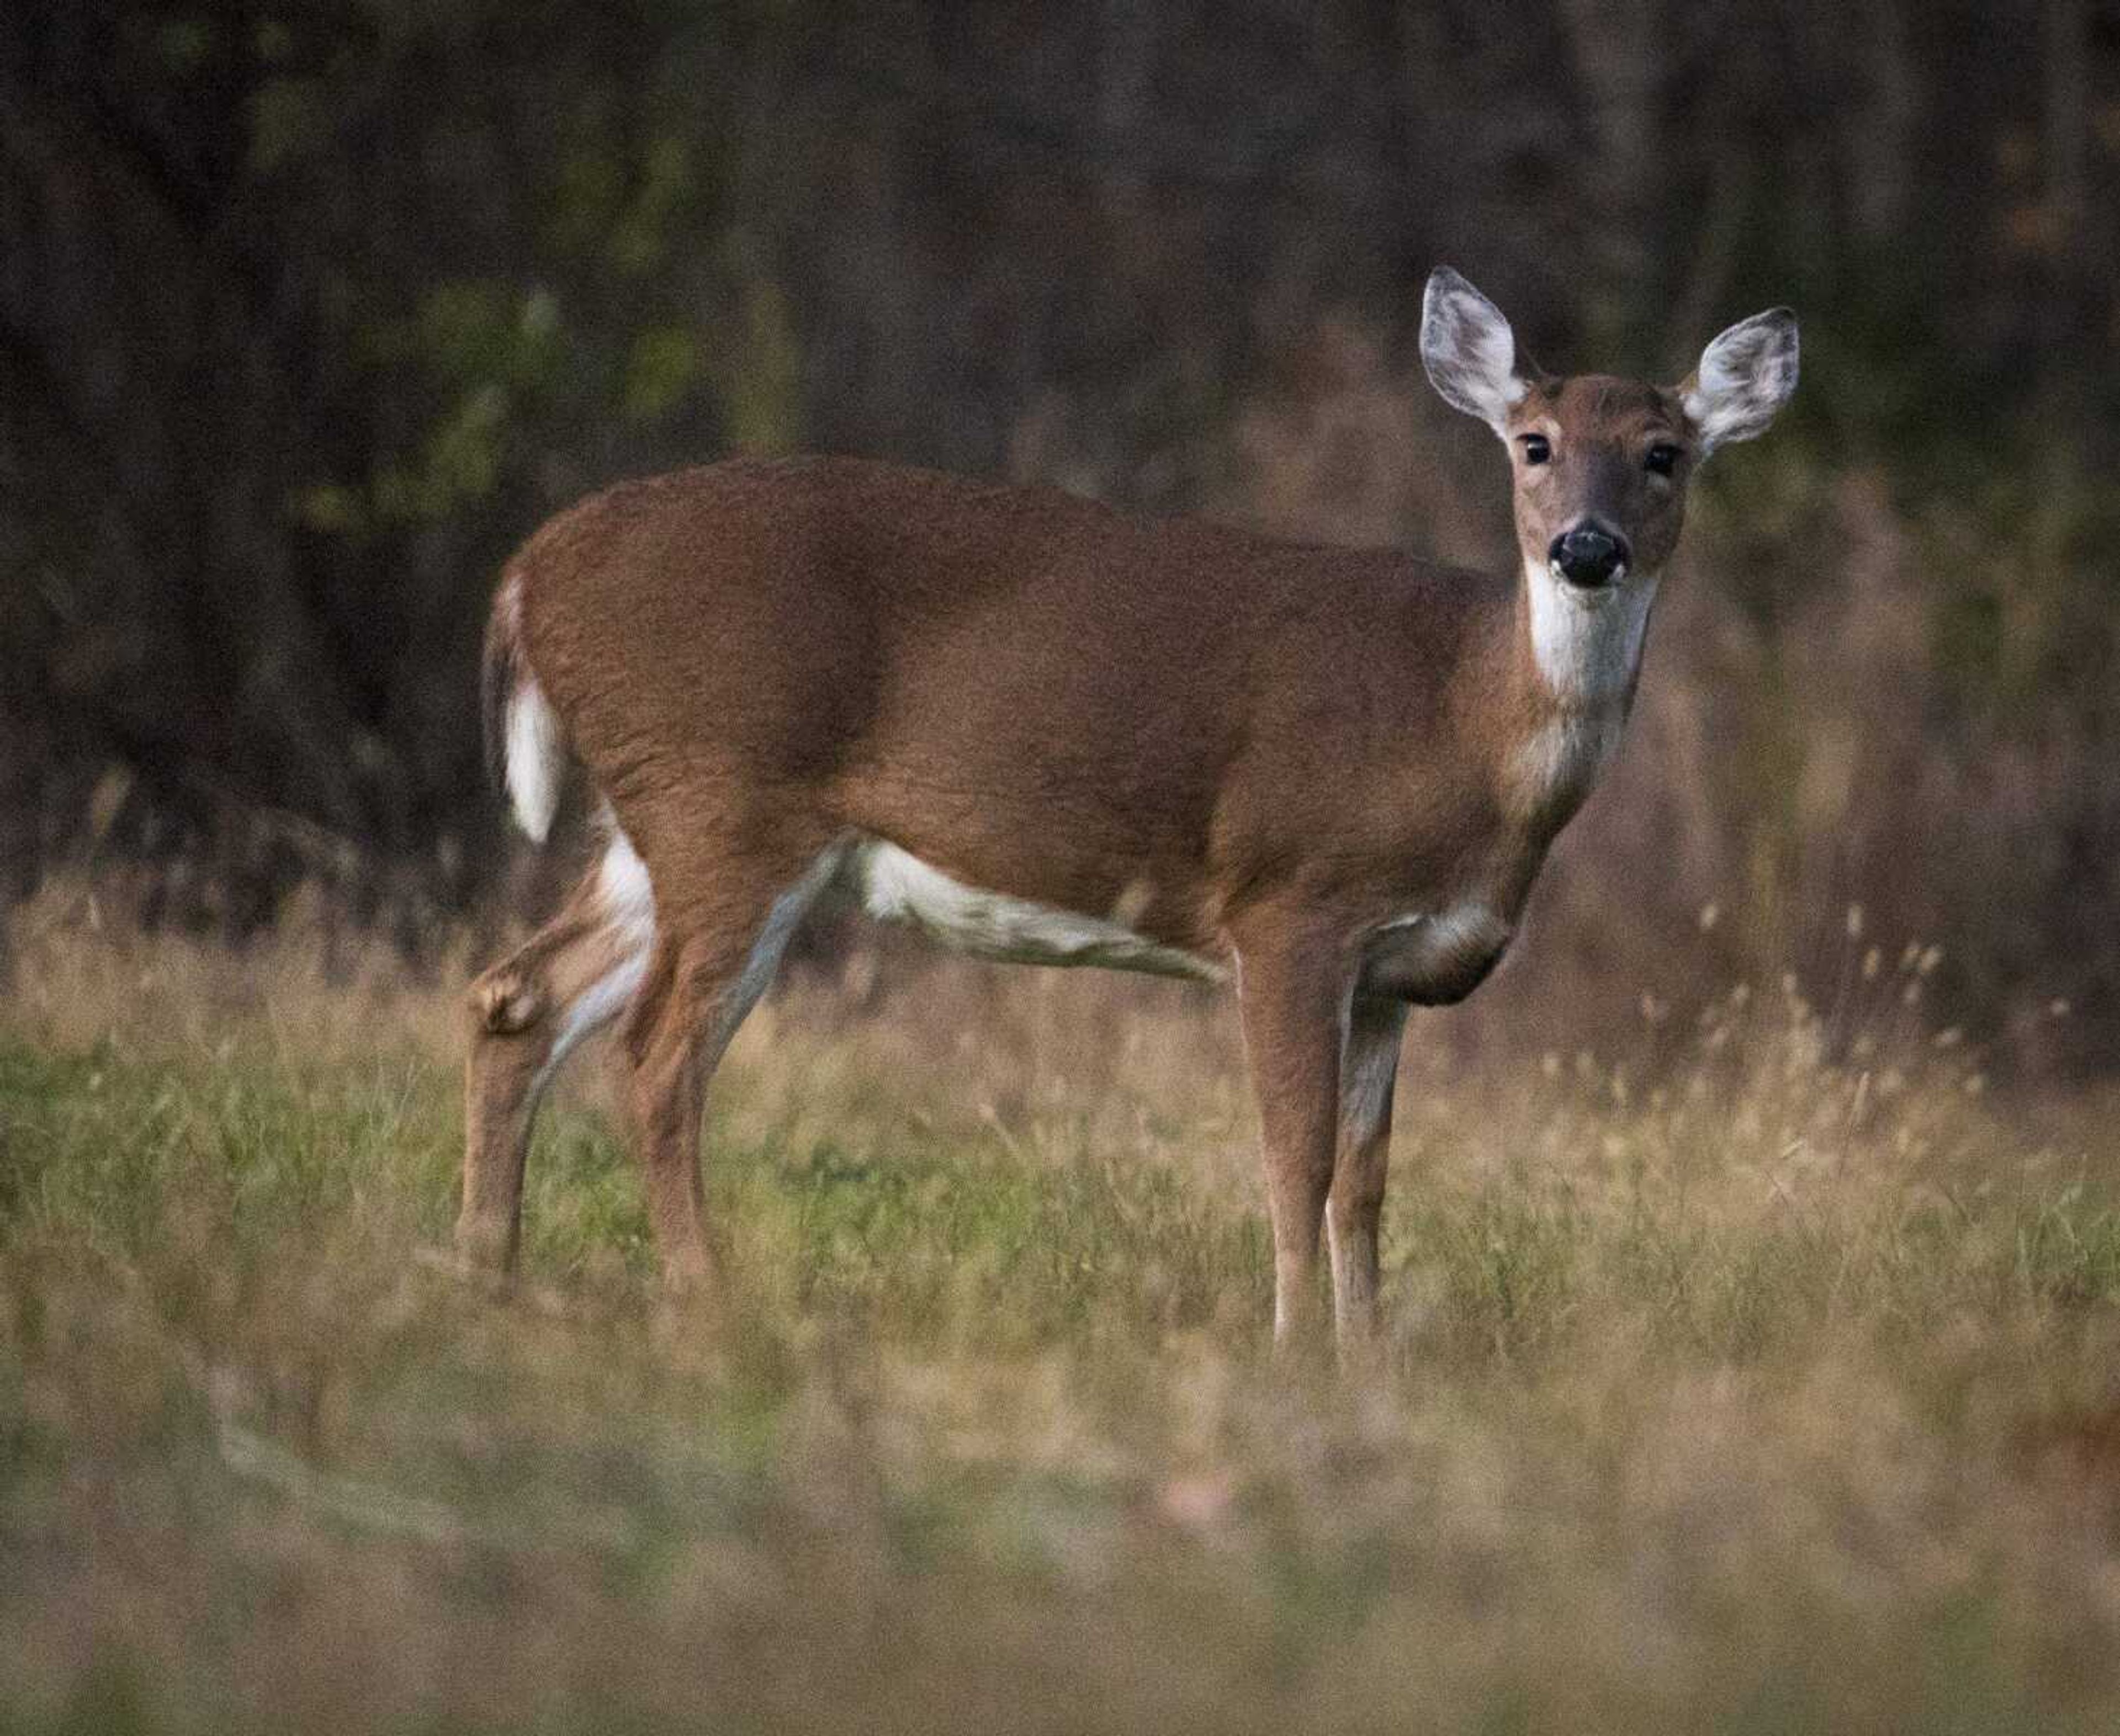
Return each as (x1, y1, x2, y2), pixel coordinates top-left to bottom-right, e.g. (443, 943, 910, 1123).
(1234, 931, 1350, 1352)
(1327, 995, 1409, 1349)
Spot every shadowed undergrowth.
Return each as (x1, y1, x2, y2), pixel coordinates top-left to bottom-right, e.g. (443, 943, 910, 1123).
(3, 912, 2120, 1734)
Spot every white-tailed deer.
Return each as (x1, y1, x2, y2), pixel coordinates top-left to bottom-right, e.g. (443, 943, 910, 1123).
(458, 268, 1796, 1346)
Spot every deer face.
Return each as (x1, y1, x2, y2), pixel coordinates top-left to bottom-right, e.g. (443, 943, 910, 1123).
(1419, 268, 1798, 596)
(1501, 374, 1692, 590)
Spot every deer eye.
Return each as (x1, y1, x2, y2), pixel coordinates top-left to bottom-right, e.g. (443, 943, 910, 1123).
(1645, 443, 1679, 476)
(1519, 434, 1551, 465)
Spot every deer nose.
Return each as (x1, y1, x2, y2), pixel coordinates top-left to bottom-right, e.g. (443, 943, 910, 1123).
(1549, 525, 1629, 588)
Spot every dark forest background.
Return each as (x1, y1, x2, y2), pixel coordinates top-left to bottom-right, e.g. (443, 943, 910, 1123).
(3, 1, 2118, 1072)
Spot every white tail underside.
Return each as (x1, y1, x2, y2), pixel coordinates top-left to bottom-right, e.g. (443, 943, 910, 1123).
(504, 675, 565, 845)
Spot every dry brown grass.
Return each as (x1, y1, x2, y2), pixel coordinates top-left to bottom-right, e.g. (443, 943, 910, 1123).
(4, 890, 2120, 1733)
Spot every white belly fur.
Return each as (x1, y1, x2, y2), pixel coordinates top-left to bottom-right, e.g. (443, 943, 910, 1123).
(846, 840, 1224, 983)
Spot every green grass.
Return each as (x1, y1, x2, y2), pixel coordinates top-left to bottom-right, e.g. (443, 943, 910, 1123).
(3, 930, 2120, 1734)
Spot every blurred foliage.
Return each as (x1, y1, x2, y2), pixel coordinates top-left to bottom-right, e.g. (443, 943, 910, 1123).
(2, 0, 2117, 1065)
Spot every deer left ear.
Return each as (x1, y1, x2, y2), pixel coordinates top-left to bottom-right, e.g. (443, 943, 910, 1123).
(1421, 267, 1527, 439)
(1682, 309, 1799, 454)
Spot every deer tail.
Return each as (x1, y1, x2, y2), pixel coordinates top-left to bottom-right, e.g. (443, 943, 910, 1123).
(481, 571, 566, 845)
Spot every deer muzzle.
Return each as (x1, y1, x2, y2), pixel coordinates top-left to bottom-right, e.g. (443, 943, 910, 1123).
(1549, 524, 1630, 590)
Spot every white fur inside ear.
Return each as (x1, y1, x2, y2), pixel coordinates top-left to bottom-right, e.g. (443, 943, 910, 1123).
(1421, 268, 1526, 437)
(1684, 310, 1799, 453)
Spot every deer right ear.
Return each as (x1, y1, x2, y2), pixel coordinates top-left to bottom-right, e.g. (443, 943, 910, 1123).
(1421, 267, 1527, 439)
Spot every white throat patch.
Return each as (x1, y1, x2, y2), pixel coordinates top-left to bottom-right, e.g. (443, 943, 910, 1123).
(1524, 557, 1657, 708)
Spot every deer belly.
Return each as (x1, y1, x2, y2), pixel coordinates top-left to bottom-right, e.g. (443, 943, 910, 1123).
(849, 840, 1225, 983)
(1358, 902, 1515, 1004)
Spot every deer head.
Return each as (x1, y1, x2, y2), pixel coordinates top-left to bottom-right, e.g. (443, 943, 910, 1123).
(1421, 267, 1798, 583)
(1421, 266, 1798, 700)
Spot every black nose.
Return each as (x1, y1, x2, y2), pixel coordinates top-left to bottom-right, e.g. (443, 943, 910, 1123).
(1549, 525, 1629, 588)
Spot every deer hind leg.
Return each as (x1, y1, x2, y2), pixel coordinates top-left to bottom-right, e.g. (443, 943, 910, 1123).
(1327, 995, 1409, 1350)
(457, 833, 657, 1273)
(619, 846, 844, 1291)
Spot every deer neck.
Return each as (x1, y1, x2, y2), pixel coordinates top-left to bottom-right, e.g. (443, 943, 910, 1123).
(1499, 556, 1658, 826)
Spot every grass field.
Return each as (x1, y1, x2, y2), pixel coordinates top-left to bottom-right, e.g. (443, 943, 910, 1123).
(4, 899, 2120, 1734)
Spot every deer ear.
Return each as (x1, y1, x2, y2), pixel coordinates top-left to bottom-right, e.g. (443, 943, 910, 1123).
(1421, 267, 1526, 438)
(1682, 309, 1798, 454)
